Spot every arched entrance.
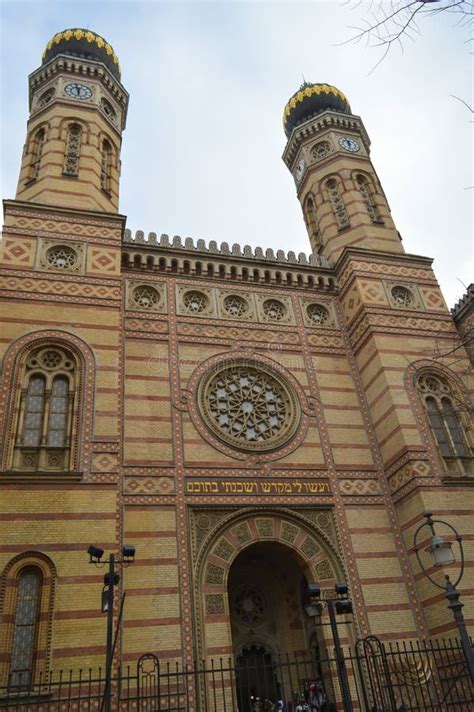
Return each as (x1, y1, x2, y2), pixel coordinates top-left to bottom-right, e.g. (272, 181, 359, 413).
(229, 541, 311, 708)
(194, 509, 344, 709)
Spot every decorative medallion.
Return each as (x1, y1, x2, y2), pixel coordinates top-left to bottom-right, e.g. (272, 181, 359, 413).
(391, 285, 415, 307)
(197, 359, 301, 452)
(183, 290, 209, 314)
(45, 245, 79, 271)
(262, 299, 286, 321)
(223, 294, 248, 318)
(307, 303, 330, 325)
(233, 585, 265, 626)
(131, 285, 161, 309)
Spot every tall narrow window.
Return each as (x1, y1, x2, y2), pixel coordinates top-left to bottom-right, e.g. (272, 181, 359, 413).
(305, 194, 321, 246)
(47, 376, 69, 448)
(326, 179, 349, 229)
(9, 568, 42, 687)
(418, 373, 471, 476)
(22, 375, 46, 447)
(28, 129, 45, 182)
(13, 347, 76, 472)
(355, 174, 380, 222)
(63, 124, 82, 176)
(100, 139, 112, 192)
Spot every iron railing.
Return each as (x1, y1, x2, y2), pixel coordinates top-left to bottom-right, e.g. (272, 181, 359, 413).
(0, 636, 472, 711)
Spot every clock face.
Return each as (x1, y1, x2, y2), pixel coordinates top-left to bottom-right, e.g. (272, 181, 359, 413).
(295, 158, 306, 183)
(338, 136, 360, 153)
(64, 83, 93, 100)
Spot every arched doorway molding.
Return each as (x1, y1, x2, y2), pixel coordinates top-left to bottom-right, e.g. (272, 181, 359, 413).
(193, 507, 346, 661)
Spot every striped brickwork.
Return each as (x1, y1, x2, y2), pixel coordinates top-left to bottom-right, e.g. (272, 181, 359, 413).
(0, 46, 472, 688)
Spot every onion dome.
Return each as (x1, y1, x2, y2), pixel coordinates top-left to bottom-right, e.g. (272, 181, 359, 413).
(283, 82, 351, 137)
(42, 28, 120, 80)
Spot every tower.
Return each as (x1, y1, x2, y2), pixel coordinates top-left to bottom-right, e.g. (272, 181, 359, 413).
(15, 29, 129, 212)
(282, 83, 402, 263)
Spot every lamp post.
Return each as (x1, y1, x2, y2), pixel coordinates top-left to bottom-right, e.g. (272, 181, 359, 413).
(413, 511, 474, 681)
(87, 544, 136, 712)
(305, 582, 354, 712)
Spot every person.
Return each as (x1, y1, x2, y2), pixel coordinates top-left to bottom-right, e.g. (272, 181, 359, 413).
(309, 681, 327, 711)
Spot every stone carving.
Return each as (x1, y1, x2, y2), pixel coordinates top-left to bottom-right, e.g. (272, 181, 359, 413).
(301, 537, 320, 558)
(206, 594, 224, 615)
(315, 559, 333, 580)
(214, 538, 234, 561)
(205, 564, 225, 585)
(280, 522, 299, 543)
(233, 523, 252, 544)
(256, 519, 273, 537)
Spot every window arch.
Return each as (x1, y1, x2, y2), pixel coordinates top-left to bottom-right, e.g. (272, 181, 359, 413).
(417, 373, 472, 476)
(354, 173, 381, 223)
(28, 128, 45, 182)
(0, 553, 56, 688)
(12, 346, 78, 473)
(63, 123, 82, 176)
(100, 139, 113, 192)
(326, 178, 349, 229)
(304, 193, 321, 247)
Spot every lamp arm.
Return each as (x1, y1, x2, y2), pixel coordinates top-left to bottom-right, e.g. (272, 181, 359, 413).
(413, 518, 464, 590)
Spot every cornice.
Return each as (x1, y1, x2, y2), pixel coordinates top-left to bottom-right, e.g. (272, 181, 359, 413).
(335, 246, 434, 274)
(3, 199, 127, 229)
(28, 54, 129, 129)
(282, 110, 371, 168)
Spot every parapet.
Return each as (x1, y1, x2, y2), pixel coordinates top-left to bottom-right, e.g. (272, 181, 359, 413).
(123, 229, 332, 269)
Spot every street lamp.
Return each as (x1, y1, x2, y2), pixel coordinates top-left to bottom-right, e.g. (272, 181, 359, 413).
(413, 511, 474, 681)
(306, 582, 354, 712)
(87, 544, 136, 712)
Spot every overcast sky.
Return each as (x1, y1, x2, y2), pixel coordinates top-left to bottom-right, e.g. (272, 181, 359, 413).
(1, 0, 472, 307)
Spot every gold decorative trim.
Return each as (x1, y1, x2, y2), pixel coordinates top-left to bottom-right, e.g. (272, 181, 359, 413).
(43, 29, 120, 76)
(283, 84, 349, 125)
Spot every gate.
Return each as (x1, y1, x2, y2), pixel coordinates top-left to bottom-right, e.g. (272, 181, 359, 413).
(355, 635, 473, 711)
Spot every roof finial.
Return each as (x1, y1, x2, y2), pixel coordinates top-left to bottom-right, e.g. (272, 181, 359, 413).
(300, 74, 311, 90)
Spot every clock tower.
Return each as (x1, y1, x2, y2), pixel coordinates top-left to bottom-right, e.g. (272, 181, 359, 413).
(15, 28, 129, 213)
(282, 83, 403, 263)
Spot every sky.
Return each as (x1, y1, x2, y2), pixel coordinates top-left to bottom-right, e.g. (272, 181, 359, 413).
(0, 0, 472, 308)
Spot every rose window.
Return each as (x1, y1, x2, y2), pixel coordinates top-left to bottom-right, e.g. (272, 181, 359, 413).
(132, 285, 160, 309)
(198, 360, 300, 452)
(183, 290, 209, 313)
(46, 245, 78, 270)
(391, 286, 414, 307)
(233, 585, 265, 626)
(263, 299, 286, 321)
(307, 303, 330, 325)
(311, 141, 330, 160)
(224, 295, 248, 317)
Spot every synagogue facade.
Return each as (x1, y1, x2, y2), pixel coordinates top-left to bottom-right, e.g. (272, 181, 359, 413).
(0, 28, 472, 695)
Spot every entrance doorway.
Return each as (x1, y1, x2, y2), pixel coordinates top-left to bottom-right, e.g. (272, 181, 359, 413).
(228, 541, 318, 707)
(236, 645, 279, 711)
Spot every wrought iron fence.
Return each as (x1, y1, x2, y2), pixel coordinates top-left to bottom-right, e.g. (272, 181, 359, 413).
(0, 637, 472, 711)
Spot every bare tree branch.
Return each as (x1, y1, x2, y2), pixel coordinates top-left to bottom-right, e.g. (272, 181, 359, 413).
(342, 0, 474, 70)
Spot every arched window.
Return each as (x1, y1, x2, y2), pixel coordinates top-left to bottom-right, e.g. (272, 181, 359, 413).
(63, 124, 82, 176)
(13, 347, 77, 472)
(355, 174, 380, 222)
(326, 179, 349, 229)
(100, 139, 112, 192)
(304, 194, 321, 246)
(9, 567, 42, 687)
(28, 128, 45, 182)
(418, 373, 471, 476)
